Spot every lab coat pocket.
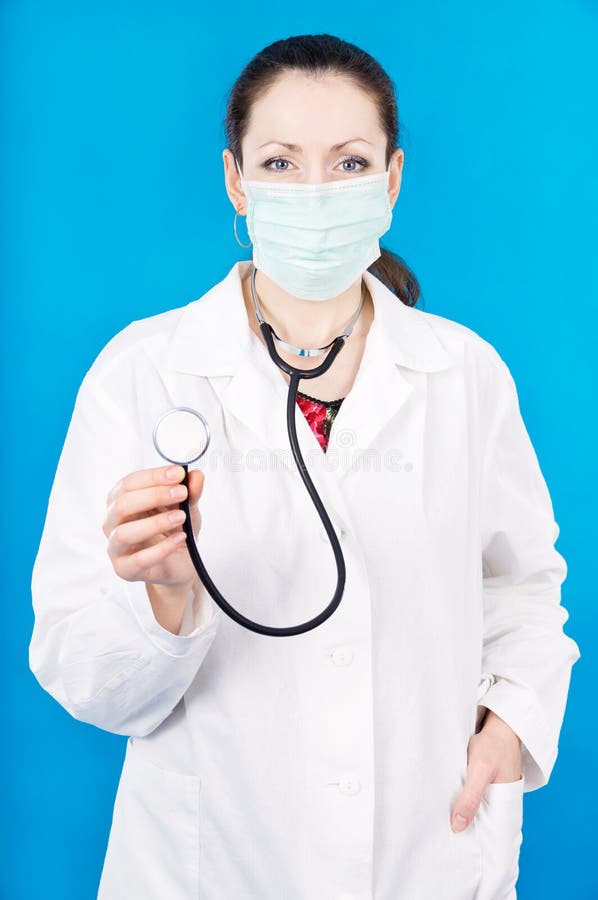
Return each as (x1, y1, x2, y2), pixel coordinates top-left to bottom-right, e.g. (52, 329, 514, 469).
(97, 736, 201, 900)
(473, 774, 525, 900)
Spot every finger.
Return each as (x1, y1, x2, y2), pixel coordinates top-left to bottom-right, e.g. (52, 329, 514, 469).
(181, 471, 204, 541)
(188, 503, 202, 538)
(106, 464, 186, 507)
(185, 468, 205, 506)
(104, 480, 189, 535)
(451, 760, 492, 832)
(107, 507, 187, 555)
(150, 470, 203, 537)
(103, 464, 187, 537)
(112, 530, 189, 582)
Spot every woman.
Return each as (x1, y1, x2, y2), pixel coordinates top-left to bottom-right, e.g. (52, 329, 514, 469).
(29, 33, 580, 900)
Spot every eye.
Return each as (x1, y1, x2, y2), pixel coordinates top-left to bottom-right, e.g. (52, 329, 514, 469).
(261, 156, 294, 172)
(339, 155, 370, 173)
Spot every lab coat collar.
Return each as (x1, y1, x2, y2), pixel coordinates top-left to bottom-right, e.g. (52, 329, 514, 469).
(166, 259, 454, 377)
(165, 260, 454, 524)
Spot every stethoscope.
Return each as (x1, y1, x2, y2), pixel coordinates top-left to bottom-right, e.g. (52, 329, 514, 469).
(152, 263, 365, 637)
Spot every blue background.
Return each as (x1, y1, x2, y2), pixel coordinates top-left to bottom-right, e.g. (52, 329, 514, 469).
(2, 1, 596, 897)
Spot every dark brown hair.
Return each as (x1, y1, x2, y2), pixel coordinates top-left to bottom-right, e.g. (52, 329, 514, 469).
(224, 33, 421, 308)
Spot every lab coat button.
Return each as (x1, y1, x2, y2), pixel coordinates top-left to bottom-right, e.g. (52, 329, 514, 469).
(330, 646, 354, 666)
(338, 774, 361, 796)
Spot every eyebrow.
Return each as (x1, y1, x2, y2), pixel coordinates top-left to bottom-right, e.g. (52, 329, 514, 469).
(257, 138, 373, 151)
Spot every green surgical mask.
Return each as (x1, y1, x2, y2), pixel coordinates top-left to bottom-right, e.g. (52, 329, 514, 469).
(236, 160, 393, 302)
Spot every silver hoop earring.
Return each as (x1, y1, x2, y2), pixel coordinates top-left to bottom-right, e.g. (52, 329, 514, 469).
(234, 211, 252, 248)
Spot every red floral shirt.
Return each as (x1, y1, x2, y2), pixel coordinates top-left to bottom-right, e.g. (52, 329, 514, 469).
(296, 390, 345, 453)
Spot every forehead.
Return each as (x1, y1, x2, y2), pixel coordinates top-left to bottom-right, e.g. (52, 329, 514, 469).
(244, 70, 383, 148)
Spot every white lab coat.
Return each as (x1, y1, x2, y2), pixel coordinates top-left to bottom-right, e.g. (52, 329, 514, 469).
(29, 259, 580, 900)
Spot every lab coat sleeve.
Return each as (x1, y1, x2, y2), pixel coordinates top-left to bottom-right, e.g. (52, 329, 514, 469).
(476, 351, 581, 792)
(29, 361, 223, 737)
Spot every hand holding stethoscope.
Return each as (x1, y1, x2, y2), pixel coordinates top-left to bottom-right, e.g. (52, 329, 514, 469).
(103, 405, 339, 639)
(102, 461, 206, 624)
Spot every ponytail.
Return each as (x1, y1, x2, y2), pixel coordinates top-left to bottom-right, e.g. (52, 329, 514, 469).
(368, 246, 422, 308)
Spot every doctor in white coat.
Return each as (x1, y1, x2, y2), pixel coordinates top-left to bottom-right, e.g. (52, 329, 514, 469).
(29, 33, 580, 900)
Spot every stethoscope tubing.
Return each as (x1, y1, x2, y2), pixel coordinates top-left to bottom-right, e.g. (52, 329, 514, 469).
(177, 320, 347, 637)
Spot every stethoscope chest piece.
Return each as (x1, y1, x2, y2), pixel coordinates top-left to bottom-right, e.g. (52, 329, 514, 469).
(153, 406, 210, 465)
